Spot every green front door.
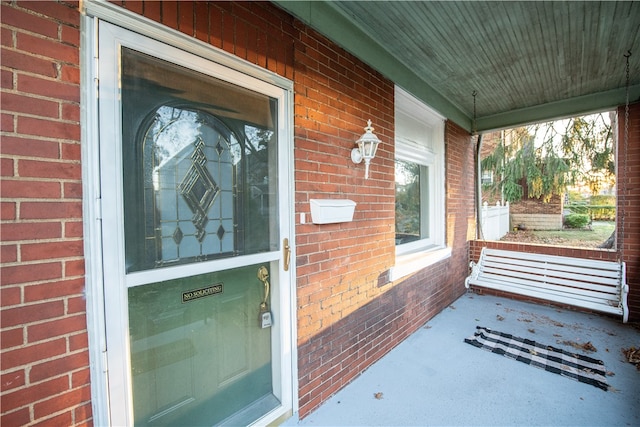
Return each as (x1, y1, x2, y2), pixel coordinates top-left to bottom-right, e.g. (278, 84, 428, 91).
(97, 22, 293, 426)
(128, 266, 276, 426)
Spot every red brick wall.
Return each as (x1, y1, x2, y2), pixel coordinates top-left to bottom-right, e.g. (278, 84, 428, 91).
(446, 121, 477, 273)
(3, 1, 636, 425)
(1, 1, 91, 426)
(510, 194, 563, 215)
(618, 101, 640, 321)
(107, 1, 296, 79)
(0, 0, 489, 424)
(293, 23, 395, 342)
(292, 20, 396, 414)
(296, 116, 475, 417)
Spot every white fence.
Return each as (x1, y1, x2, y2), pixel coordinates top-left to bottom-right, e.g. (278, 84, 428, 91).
(480, 201, 510, 240)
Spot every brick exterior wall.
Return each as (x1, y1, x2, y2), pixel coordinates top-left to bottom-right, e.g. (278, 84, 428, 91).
(1, 1, 473, 424)
(295, 112, 475, 416)
(1, 1, 636, 425)
(510, 194, 564, 231)
(1, 1, 90, 426)
(292, 21, 397, 415)
(509, 195, 564, 230)
(292, 23, 396, 344)
(617, 101, 640, 321)
(510, 194, 563, 215)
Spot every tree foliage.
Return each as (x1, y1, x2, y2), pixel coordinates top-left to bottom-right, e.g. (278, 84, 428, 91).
(481, 113, 614, 203)
(395, 159, 421, 238)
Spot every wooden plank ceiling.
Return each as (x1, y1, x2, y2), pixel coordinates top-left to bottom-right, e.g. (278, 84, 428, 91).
(275, 1, 640, 132)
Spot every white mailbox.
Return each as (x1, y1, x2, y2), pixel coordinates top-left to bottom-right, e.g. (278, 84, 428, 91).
(310, 199, 356, 224)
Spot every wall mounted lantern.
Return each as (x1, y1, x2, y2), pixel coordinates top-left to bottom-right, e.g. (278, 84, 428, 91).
(351, 119, 381, 179)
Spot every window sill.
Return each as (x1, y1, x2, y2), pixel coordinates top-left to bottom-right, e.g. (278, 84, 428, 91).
(389, 246, 452, 282)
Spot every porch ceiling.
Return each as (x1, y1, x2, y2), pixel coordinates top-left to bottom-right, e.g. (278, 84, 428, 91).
(274, 1, 640, 132)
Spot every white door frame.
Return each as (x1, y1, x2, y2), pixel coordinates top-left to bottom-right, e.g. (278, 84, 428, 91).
(80, 2, 297, 425)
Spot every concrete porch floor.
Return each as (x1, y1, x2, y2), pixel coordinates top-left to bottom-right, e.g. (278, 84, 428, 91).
(284, 292, 640, 426)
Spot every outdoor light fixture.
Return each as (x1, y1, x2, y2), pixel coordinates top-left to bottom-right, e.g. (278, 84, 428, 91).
(351, 119, 381, 179)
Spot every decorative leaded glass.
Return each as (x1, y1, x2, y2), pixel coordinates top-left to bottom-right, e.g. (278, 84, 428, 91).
(179, 137, 220, 242)
(143, 106, 238, 265)
(121, 47, 278, 273)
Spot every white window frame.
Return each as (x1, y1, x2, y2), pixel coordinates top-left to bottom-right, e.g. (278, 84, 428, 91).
(390, 87, 450, 281)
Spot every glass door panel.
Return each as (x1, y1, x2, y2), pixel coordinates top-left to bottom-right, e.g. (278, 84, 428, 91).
(121, 48, 279, 273)
(129, 264, 277, 426)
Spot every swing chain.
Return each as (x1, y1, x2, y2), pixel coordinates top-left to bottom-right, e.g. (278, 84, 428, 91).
(624, 51, 631, 150)
(472, 90, 478, 136)
(621, 50, 631, 255)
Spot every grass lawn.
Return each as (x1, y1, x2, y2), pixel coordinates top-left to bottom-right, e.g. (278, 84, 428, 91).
(500, 221, 615, 248)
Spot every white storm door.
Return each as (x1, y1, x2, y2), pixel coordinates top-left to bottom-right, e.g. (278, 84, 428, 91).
(96, 21, 293, 426)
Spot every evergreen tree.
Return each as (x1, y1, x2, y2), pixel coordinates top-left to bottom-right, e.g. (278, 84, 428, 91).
(481, 113, 614, 203)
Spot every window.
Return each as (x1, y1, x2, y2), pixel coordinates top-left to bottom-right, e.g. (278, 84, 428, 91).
(390, 87, 448, 280)
(395, 159, 428, 245)
(481, 170, 494, 185)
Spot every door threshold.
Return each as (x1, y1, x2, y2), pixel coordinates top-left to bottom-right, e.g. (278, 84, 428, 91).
(218, 394, 281, 426)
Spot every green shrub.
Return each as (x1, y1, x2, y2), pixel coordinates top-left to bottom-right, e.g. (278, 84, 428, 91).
(564, 213, 590, 229)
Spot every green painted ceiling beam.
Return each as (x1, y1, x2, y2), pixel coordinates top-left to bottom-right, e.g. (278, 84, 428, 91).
(478, 84, 640, 132)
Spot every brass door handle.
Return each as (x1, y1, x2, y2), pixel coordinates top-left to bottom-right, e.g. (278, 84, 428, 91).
(257, 266, 273, 328)
(257, 266, 270, 309)
(283, 238, 291, 271)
